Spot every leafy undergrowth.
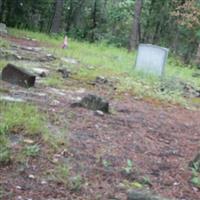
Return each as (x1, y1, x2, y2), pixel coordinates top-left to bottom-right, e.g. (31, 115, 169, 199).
(9, 28, 200, 106)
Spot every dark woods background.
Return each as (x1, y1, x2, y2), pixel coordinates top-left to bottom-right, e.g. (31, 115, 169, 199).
(0, 0, 200, 66)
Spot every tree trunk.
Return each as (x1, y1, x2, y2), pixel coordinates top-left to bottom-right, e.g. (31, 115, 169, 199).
(91, 0, 98, 42)
(195, 43, 200, 67)
(128, 0, 143, 51)
(50, 0, 64, 33)
(0, 0, 2, 17)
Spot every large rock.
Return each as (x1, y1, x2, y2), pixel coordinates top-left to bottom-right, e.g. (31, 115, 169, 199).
(1, 64, 36, 87)
(57, 68, 71, 78)
(0, 23, 8, 35)
(127, 190, 173, 200)
(71, 94, 109, 113)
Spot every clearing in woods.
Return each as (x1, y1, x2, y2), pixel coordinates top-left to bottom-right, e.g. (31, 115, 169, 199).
(0, 29, 200, 200)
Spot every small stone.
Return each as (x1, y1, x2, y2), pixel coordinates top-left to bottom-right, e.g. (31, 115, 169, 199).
(52, 158, 59, 163)
(16, 55, 22, 60)
(61, 57, 78, 64)
(95, 76, 108, 84)
(32, 68, 49, 77)
(94, 110, 104, 116)
(50, 100, 60, 106)
(61, 149, 68, 156)
(173, 182, 179, 186)
(127, 190, 173, 200)
(0, 96, 25, 102)
(23, 139, 34, 144)
(41, 180, 47, 185)
(71, 94, 109, 113)
(16, 186, 22, 190)
(28, 174, 35, 179)
(16, 196, 23, 200)
(87, 66, 95, 70)
(95, 124, 100, 129)
(57, 68, 71, 78)
(76, 88, 86, 94)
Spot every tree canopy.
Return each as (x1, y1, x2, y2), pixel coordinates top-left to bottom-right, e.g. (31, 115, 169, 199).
(1, 0, 200, 65)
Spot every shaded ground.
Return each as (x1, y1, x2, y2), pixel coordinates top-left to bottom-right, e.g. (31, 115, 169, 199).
(0, 35, 200, 200)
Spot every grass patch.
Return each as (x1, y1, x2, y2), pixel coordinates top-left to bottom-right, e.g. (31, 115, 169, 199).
(0, 60, 8, 71)
(50, 163, 84, 191)
(22, 144, 40, 157)
(0, 38, 10, 49)
(0, 101, 47, 164)
(0, 101, 46, 135)
(43, 73, 64, 88)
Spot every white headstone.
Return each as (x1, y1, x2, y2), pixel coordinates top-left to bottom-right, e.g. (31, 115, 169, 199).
(135, 44, 169, 76)
(0, 23, 8, 35)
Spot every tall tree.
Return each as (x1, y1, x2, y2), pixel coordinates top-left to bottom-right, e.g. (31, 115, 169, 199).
(50, 0, 64, 33)
(128, 0, 143, 51)
(172, 0, 200, 64)
(0, 0, 2, 16)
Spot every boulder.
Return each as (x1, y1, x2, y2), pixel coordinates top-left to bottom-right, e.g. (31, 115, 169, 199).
(32, 67, 49, 77)
(0, 23, 8, 35)
(57, 68, 71, 78)
(127, 190, 173, 200)
(95, 76, 108, 84)
(71, 94, 109, 113)
(1, 64, 36, 87)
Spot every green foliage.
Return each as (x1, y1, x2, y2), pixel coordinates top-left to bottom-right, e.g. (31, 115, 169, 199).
(123, 159, 133, 174)
(102, 159, 112, 168)
(43, 73, 64, 88)
(190, 160, 200, 188)
(69, 175, 84, 191)
(140, 176, 152, 186)
(0, 145, 11, 165)
(51, 164, 84, 190)
(0, 60, 7, 71)
(122, 180, 143, 189)
(51, 164, 70, 185)
(22, 144, 40, 157)
(0, 39, 10, 48)
(0, 102, 46, 135)
(191, 176, 200, 188)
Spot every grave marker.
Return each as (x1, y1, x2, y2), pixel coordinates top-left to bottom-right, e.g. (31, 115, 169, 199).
(1, 64, 36, 87)
(0, 23, 8, 35)
(135, 44, 169, 76)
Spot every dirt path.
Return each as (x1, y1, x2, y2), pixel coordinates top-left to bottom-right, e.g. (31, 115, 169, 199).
(0, 36, 200, 200)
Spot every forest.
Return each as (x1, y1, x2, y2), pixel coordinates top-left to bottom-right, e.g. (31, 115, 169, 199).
(1, 0, 200, 65)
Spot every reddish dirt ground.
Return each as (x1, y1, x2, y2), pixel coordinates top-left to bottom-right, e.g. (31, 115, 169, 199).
(1, 35, 41, 47)
(0, 35, 200, 200)
(1, 89, 200, 200)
